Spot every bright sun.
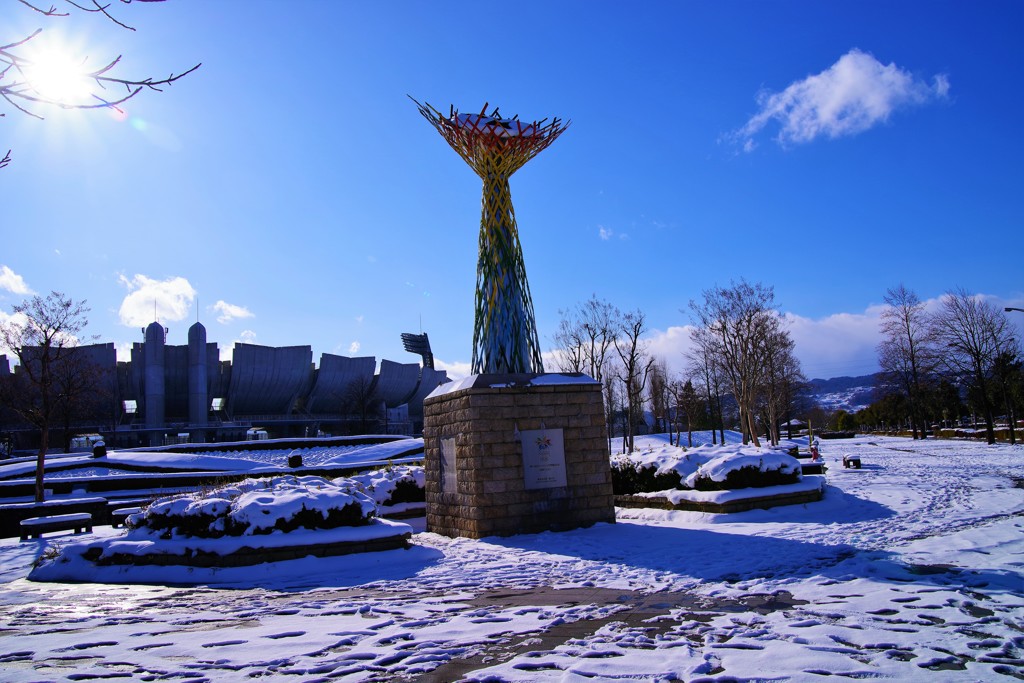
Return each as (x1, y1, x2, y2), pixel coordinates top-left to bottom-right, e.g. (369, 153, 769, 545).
(23, 46, 93, 104)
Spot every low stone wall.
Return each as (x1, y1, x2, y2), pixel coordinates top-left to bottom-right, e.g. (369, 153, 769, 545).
(81, 532, 412, 568)
(616, 487, 824, 514)
(423, 374, 615, 539)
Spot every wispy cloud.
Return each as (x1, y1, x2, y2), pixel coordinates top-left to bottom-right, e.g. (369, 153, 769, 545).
(732, 49, 949, 151)
(598, 225, 628, 241)
(211, 300, 254, 324)
(0, 265, 35, 296)
(349, 341, 361, 354)
(117, 274, 196, 327)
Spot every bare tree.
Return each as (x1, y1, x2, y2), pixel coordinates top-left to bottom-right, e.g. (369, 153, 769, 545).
(672, 377, 703, 448)
(0, 292, 91, 501)
(552, 296, 619, 382)
(758, 326, 804, 446)
(53, 345, 114, 451)
(690, 280, 781, 447)
(686, 329, 726, 445)
(877, 284, 938, 439)
(339, 374, 381, 436)
(614, 309, 654, 454)
(647, 359, 670, 435)
(602, 369, 618, 454)
(992, 349, 1022, 445)
(2, 0, 199, 161)
(930, 288, 1015, 445)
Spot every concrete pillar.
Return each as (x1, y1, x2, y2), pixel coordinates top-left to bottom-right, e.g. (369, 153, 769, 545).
(188, 321, 209, 442)
(144, 321, 166, 446)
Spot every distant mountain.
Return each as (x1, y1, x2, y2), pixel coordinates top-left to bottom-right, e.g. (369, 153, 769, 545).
(808, 375, 878, 393)
(807, 374, 878, 413)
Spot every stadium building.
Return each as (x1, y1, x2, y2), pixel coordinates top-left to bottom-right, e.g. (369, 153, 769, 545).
(0, 322, 447, 450)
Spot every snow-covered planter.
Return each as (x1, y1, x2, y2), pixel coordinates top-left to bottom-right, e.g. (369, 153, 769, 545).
(132, 475, 376, 539)
(684, 451, 802, 491)
(614, 444, 803, 493)
(613, 443, 821, 513)
(610, 460, 681, 495)
(347, 465, 425, 508)
(30, 475, 414, 576)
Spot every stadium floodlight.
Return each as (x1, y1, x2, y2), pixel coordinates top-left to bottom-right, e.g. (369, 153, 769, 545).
(401, 332, 434, 370)
(412, 98, 569, 374)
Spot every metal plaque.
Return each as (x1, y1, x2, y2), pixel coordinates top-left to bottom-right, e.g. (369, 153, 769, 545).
(520, 428, 567, 489)
(440, 437, 457, 493)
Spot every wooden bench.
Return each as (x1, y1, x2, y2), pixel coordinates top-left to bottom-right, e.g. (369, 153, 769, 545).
(19, 513, 93, 541)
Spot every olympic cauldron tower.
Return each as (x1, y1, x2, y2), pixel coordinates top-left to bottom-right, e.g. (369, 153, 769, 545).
(412, 100, 568, 374)
(413, 100, 615, 540)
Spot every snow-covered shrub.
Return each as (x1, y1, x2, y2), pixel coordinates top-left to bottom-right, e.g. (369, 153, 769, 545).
(612, 444, 803, 493)
(684, 451, 801, 491)
(347, 465, 425, 507)
(610, 460, 682, 495)
(134, 475, 376, 539)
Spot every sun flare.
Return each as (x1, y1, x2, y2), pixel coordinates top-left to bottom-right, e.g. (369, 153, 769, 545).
(23, 45, 93, 105)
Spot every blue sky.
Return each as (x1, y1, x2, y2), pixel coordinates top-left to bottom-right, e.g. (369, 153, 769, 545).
(2, 1, 1022, 381)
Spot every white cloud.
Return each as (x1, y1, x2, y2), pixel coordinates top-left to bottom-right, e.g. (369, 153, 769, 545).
(0, 265, 34, 295)
(784, 307, 884, 379)
(114, 340, 133, 362)
(645, 325, 700, 377)
(220, 330, 258, 362)
(349, 341, 361, 354)
(638, 308, 884, 382)
(434, 357, 471, 381)
(599, 225, 613, 240)
(734, 49, 949, 149)
(211, 300, 254, 324)
(0, 310, 28, 357)
(117, 274, 196, 327)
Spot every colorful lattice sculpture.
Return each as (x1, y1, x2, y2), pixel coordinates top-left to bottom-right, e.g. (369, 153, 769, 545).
(412, 99, 570, 374)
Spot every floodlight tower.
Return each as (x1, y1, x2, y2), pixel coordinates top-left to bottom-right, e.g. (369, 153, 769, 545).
(412, 99, 569, 375)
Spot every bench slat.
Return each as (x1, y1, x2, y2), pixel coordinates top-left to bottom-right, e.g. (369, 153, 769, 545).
(19, 513, 94, 541)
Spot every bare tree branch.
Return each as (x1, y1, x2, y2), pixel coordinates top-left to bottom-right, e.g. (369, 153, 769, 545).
(16, 1, 69, 18)
(1, 0, 198, 164)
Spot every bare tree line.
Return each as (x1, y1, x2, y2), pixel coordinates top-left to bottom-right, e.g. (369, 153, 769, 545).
(875, 285, 1020, 445)
(553, 280, 806, 453)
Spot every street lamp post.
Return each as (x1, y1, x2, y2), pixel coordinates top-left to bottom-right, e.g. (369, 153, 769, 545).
(1006, 307, 1024, 313)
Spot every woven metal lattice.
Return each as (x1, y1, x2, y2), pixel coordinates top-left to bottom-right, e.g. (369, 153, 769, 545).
(412, 99, 569, 374)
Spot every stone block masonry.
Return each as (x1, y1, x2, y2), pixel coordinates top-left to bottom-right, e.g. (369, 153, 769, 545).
(423, 374, 616, 539)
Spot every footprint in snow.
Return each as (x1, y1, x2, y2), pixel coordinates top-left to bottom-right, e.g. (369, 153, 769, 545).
(201, 639, 248, 648)
(56, 641, 118, 651)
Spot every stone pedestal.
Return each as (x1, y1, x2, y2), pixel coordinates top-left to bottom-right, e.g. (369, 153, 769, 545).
(422, 373, 615, 538)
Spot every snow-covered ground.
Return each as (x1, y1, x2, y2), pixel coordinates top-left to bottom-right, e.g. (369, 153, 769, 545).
(1, 435, 1022, 681)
